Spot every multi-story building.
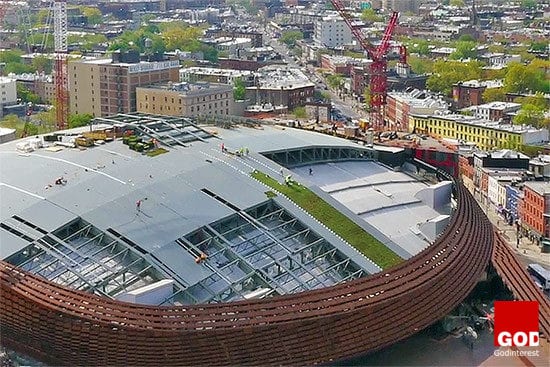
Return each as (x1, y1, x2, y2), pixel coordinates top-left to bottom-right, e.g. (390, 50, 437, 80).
(136, 82, 234, 117)
(472, 149, 529, 206)
(0, 77, 17, 107)
(245, 66, 314, 110)
(466, 101, 521, 122)
(519, 182, 550, 242)
(409, 113, 549, 151)
(320, 55, 370, 76)
(69, 57, 180, 117)
(314, 14, 352, 48)
(452, 79, 503, 109)
(505, 184, 522, 223)
(180, 67, 254, 86)
(529, 155, 550, 180)
(487, 170, 524, 208)
(386, 89, 448, 131)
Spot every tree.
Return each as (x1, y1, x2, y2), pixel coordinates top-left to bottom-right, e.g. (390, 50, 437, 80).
(81, 7, 103, 25)
(361, 9, 382, 23)
(363, 87, 371, 110)
(513, 104, 546, 128)
(427, 60, 483, 95)
(31, 56, 53, 74)
(520, 0, 537, 9)
(0, 50, 23, 64)
(450, 41, 477, 60)
(458, 34, 476, 42)
(292, 106, 307, 119)
(407, 39, 430, 56)
(504, 60, 547, 93)
(482, 87, 506, 103)
(233, 78, 246, 100)
(326, 74, 344, 90)
(515, 93, 549, 111)
(450, 0, 465, 6)
(68, 114, 93, 129)
(4, 63, 34, 74)
(17, 84, 41, 104)
(280, 30, 303, 48)
(408, 55, 433, 75)
(530, 41, 548, 52)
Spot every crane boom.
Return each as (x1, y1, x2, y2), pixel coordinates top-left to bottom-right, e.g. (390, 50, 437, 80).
(329, 1, 402, 130)
(54, 0, 68, 131)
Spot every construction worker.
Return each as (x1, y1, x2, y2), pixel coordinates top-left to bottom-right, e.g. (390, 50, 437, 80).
(136, 200, 142, 212)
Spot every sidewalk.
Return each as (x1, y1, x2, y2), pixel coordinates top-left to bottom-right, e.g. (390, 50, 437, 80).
(478, 200, 550, 268)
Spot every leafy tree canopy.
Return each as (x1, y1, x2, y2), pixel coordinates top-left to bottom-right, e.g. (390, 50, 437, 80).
(68, 113, 93, 129)
(450, 41, 477, 60)
(280, 30, 304, 48)
(482, 87, 506, 103)
(503, 60, 549, 93)
(426, 60, 483, 95)
(17, 84, 41, 104)
(361, 9, 383, 23)
(31, 56, 53, 74)
(80, 7, 103, 25)
(233, 77, 246, 100)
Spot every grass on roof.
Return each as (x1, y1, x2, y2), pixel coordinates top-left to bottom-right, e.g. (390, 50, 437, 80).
(251, 170, 402, 269)
(146, 147, 169, 157)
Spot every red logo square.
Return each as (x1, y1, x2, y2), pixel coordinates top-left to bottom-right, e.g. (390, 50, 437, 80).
(494, 301, 539, 347)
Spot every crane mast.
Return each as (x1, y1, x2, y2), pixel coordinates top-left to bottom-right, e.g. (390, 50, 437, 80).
(329, 1, 402, 130)
(54, 0, 68, 131)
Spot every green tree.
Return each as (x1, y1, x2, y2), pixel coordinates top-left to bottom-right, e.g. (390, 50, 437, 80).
(233, 77, 246, 100)
(504, 60, 548, 93)
(81, 7, 103, 25)
(280, 30, 303, 48)
(68, 113, 93, 128)
(0, 50, 23, 64)
(513, 104, 546, 128)
(450, 41, 477, 60)
(530, 41, 548, 52)
(31, 56, 53, 74)
(515, 93, 549, 111)
(450, 0, 465, 6)
(292, 106, 307, 119)
(482, 87, 506, 103)
(17, 84, 41, 104)
(361, 9, 383, 23)
(408, 55, 433, 75)
(407, 39, 430, 56)
(4, 63, 35, 74)
(427, 60, 483, 95)
(458, 34, 476, 42)
(363, 87, 372, 110)
(326, 74, 344, 90)
(520, 0, 537, 9)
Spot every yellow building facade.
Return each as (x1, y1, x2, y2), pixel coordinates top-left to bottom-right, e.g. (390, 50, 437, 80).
(409, 114, 528, 151)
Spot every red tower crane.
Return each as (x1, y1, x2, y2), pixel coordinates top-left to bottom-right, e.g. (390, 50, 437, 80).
(329, 1, 405, 130)
(53, 0, 68, 131)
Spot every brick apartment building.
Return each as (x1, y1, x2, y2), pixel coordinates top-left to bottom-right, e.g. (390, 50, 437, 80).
(452, 79, 503, 109)
(69, 56, 180, 117)
(519, 182, 550, 241)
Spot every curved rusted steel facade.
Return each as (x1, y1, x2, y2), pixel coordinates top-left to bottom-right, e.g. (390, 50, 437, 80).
(0, 184, 493, 366)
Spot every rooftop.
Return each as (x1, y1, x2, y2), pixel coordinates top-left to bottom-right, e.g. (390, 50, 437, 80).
(524, 181, 550, 196)
(2, 114, 416, 306)
(458, 79, 504, 89)
(137, 82, 232, 96)
(180, 66, 253, 78)
(253, 66, 315, 90)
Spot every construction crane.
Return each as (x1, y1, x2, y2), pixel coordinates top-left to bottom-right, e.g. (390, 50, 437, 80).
(329, 1, 405, 130)
(54, 0, 68, 130)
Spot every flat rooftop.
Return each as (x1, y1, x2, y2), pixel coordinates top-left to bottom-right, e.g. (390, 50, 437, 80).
(0, 114, 387, 305)
(292, 161, 451, 258)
